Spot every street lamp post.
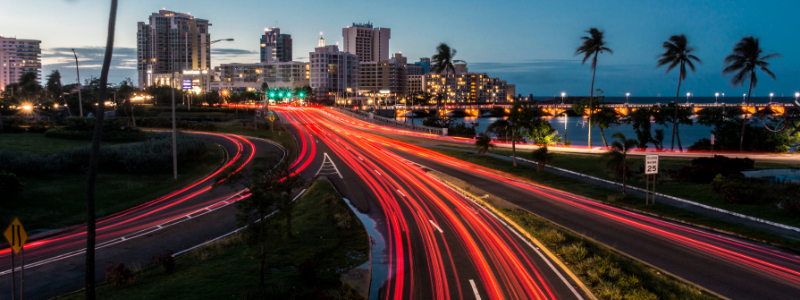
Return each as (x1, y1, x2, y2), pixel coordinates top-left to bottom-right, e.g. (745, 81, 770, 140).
(625, 93, 630, 104)
(715, 93, 719, 104)
(743, 94, 746, 104)
(686, 92, 691, 104)
(72, 49, 84, 117)
(770, 93, 774, 103)
(561, 92, 566, 105)
(563, 112, 568, 142)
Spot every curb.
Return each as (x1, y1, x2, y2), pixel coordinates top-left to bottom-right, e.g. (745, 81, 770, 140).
(430, 172, 730, 300)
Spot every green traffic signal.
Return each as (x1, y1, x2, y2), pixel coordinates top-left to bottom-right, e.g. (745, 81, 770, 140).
(299, 92, 305, 98)
(269, 92, 275, 98)
(287, 92, 292, 97)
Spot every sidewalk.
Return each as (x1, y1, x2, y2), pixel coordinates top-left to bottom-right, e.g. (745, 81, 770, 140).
(424, 144, 800, 241)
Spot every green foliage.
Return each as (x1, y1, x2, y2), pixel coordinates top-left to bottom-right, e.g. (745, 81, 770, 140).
(0, 170, 24, 197)
(136, 117, 219, 131)
(44, 117, 150, 142)
(0, 133, 206, 175)
(688, 121, 790, 152)
(474, 133, 494, 156)
(601, 132, 638, 195)
(447, 121, 478, 137)
(531, 146, 555, 172)
(670, 155, 754, 183)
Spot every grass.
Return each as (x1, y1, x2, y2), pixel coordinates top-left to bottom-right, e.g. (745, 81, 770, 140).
(54, 179, 369, 300)
(0, 132, 130, 153)
(213, 120, 298, 158)
(427, 148, 800, 251)
(0, 142, 224, 231)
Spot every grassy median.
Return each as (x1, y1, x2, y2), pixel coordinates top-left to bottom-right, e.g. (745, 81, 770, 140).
(54, 179, 370, 300)
(427, 147, 800, 251)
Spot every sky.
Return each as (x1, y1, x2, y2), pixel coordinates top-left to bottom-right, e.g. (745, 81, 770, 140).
(2, 0, 799, 98)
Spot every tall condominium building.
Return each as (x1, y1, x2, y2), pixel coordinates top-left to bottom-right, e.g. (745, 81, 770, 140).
(260, 28, 292, 63)
(309, 45, 359, 98)
(342, 22, 390, 62)
(0, 36, 41, 91)
(213, 61, 309, 92)
(137, 9, 211, 89)
(407, 75, 425, 94)
(358, 58, 406, 95)
(424, 64, 509, 103)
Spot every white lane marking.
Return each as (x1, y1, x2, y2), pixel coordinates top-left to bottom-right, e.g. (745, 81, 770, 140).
(314, 153, 344, 179)
(470, 279, 482, 300)
(374, 170, 381, 176)
(429, 220, 444, 233)
(358, 157, 363, 161)
(397, 189, 406, 197)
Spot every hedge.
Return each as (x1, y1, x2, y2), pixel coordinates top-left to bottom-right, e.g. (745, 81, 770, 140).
(0, 133, 207, 175)
(136, 117, 219, 131)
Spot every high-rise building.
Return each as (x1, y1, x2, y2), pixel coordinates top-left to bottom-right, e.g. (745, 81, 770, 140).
(260, 28, 292, 63)
(358, 54, 406, 96)
(137, 9, 211, 89)
(213, 61, 309, 92)
(424, 64, 509, 103)
(309, 44, 359, 98)
(0, 36, 41, 91)
(342, 22, 390, 62)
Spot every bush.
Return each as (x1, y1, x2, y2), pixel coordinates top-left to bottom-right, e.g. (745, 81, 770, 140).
(0, 133, 207, 175)
(136, 117, 219, 131)
(448, 121, 478, 137)
(45, 117, 150, 142)
(0, 171, 23, 197)
(26, 126, 50, 133)
(298, 258, 317, 284)
(151, 250, 176, 273)
(105, 262, 133, 286)
(711, 175, 776, 205)
(0, 124, 25, 133)
(669, 155, 753, 183)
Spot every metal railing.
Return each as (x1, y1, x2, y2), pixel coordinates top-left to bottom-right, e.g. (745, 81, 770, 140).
(330, 107, 446, 136)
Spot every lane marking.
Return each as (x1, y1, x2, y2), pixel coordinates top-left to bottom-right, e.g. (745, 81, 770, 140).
(374, 170, 381, 176)
(314, 153, 344, 179)
(429, 220, 444, 233)
(469, 279, 482, 300)
(397, 189, 405, 197)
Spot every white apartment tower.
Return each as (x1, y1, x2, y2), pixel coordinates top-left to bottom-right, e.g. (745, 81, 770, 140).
(137, 9, 211, 89)
(0, 36, 41, 91)
(309, 44, 358, 98)
(342, 22, 390, 62)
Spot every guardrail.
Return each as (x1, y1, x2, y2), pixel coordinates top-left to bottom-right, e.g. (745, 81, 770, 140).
(330, 107, 446, 136)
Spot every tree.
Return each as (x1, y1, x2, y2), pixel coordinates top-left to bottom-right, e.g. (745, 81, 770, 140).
(19, 72, 43, 124)
(657, 34, 701, 152)
(85, 1, 117, 299)
(431, 43, 464, 117)
(474, 133, 494, 156)
(601, 132, 637, 196)
(652, 103, 693, 150)
(623, 107, 654, 150)
(575, 28, 612, 149)
(722, 36, 781, 151)
(572, 89, 619, 147)
(531, 146, 554, 172)
(217, 154, 302, 286)
(486, 103, 529, 166)
(273, 161, 306, 239)
(117, 78, 136, 127)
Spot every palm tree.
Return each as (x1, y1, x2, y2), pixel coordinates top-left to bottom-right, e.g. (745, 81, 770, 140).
(474, 133, 494, 156)
(431, 43, 464, 118)
(722, 36, 781, 151)
(46, 70, 72, 117)
(601, 132, 637, 196)
(656, 34, 701, 152)
(85, 1, 117, 299)
(575, 28, 612, 149)
(531, 146, 555, 172)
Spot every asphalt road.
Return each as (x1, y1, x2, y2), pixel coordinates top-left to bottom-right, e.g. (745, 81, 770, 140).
(318, 107, 800, 299)
(278, 107, 588, 300)
(0, 132, 285, 300)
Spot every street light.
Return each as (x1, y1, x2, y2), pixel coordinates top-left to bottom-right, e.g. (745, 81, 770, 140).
(625, 93, 630, 104)
(686, 92, 690, 104)
(722, 93, 725, 103)
(562, 111, 568, 142)
(561, 92, 566, 104)
(770, 93, 774, 102)
(743, 94, 747, 104)
(715, 93, 719, 104)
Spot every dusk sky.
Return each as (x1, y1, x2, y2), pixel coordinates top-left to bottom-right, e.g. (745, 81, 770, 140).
(3, 0, 799, 98)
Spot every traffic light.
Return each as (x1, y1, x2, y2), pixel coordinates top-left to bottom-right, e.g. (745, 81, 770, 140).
(278, 92, 284, 98)
(299, 92, 305, 98)
(269, 91, 275, 98)
(287, 92, 292, 98)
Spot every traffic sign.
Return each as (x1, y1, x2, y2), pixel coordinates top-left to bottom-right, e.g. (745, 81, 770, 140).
(645, 155, 659, 175)
(4, 218, 27, 254)
(269, 115, 275, 122)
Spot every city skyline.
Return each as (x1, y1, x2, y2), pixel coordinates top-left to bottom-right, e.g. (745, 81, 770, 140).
(2, 0, 799, 97)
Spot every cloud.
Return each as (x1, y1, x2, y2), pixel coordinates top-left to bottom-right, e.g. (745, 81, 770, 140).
(211, 48, 257, 55)
(42, 46, 138, 85)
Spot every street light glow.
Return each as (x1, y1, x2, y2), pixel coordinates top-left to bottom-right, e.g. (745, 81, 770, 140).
(715, 93, 719, 97)
(561, 92, 566, 97)
(22, 105, 32, 110)
(626, 93, 630, 96)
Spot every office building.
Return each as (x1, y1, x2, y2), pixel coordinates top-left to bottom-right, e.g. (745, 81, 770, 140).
(0, 36, 41, 91)
(309, 44, 359, 98)
(406, 64, 424, 76)
(407, 75, 425, 94)
(260, 28, 292, 63)
(137, 9, 211, 89)
(342, 22, 390, 62)
(424, 64, 509, 103)
(213, 61, 309, 92)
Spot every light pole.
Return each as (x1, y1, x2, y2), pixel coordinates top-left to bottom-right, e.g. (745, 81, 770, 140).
(625, 93, 630, 104)
(72, 49, 83, 117)
(715, 93, 719, 104)
(561, 92, 566, 105)
(795, 92, 800, 107)
(170, 37, 233, 180)
(722, 93, 725, 103)
(743, 94, 746, 104)
(770, 93, 774, 103)
(686, 92, 690, 104)
(562, 112, 568, 142)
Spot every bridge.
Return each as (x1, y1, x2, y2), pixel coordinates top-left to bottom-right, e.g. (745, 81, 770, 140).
(360, 101, 800, 118)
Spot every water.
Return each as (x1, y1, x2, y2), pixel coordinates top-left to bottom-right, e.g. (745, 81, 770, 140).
(743, 169, 800, 184)
(342, 197, 387, 300)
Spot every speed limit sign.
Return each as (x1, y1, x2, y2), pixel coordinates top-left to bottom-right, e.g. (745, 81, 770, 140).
(645, 155, 659, 175)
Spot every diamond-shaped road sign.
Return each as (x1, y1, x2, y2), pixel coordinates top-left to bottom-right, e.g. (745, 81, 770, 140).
(269, 115, 275, 122)
(4, 218, 27, 254)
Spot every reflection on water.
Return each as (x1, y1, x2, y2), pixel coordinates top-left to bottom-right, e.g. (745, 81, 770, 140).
(342, 197, 387, 300)
(742, 169, 800, 184)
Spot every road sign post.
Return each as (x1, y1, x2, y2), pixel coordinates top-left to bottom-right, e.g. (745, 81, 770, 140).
(4, 218, 27, 300)
(645, 155, 659, 205)
(269, 114, 275, 133)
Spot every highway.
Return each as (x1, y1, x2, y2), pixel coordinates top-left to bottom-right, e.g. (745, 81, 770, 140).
(279, 107, 587, 299)
(288, 107, 800, 299)
(0, 132, 288, 300)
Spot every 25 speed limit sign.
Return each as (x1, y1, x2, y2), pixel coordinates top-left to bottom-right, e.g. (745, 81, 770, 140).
(645, 155, 659, 175)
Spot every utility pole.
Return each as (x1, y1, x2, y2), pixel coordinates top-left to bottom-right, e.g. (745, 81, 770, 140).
(72, 49, 83, 117)
(171, 21, 178, 180)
